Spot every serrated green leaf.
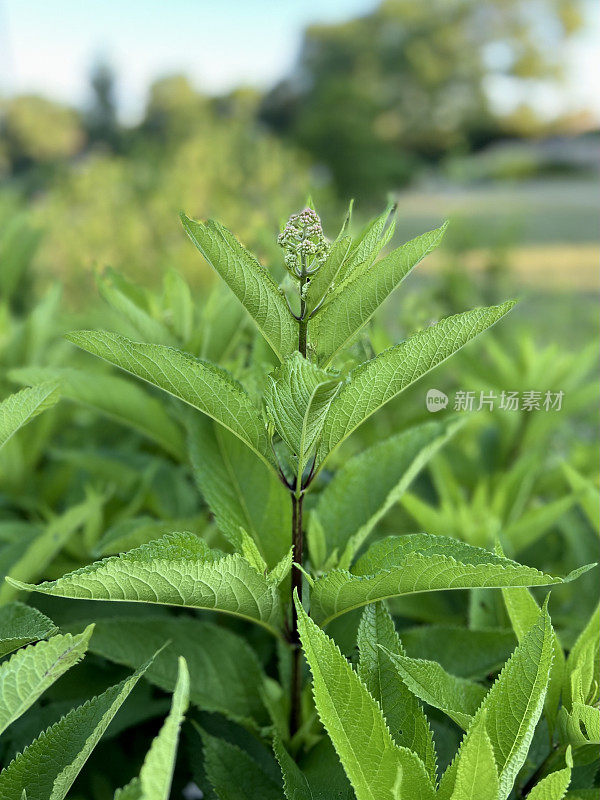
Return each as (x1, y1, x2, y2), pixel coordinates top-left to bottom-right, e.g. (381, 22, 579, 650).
(66, 329, 273, 467)
(449, 712, 499, 800)
(357, 603, 437, 780)
(268, 547, 293, 587)
(239, 528, 268, 574)
(559, 700, 600, 746)
(501, 580, 565, 733)
(114, 781, 142, 800)
(202, 730, 282, 800)
(93, 515, 206, 558)
(181, 214, 296, 361)
(274, 735, 355, 800)
(562, 603, 599, 710)
(77, 615, 268, 726)
(0, 658, 150, 800)
(310, 533, 592, 626)
(189, 414, 290, 567)
(323, 202, 395, 301)
(10, 365, 186, 461)
(312, 222, 447, 365)
(7, 533, 283, 636)
(295, 595, 435, 800)
(265, 353, 340, 479)
(309, 419, 460, 569)
(305, 234, 352, 313)
(0, 382, 60, 450)
(114, 657, 189, 800)
(0, 602, 57, 658)
(439, 602, 555, 800)
(399, 625, 516, 679)
(381, 648, 486, 730)
(317, 302, 516, 463)
(526, 748, 572, 800)
(0, 624, 94, 735)
(273, 735, 314, 800)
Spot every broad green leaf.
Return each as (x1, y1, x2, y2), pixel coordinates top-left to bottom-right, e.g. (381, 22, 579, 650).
(305, 234, 352, 313)
(1, 499, 99, 604)
(0, 624, 94, 735)
(449, 712, 499, 800)
(317, 302, 516, 463)
(268, 547, 293, 587)
(381, 649, 486, 730)
(309, 419, 460, 569)
(181, 214, 296, 360)
(93, 515, 206, 557)
(264, 353, 340, 479)
(273, 736, 355, 800)
(189, 414, 290, 567)
(439, 602, 554, 800)
(0, 602, 57, 658)
(66, 330, 273, 467)
(8, 533, 283, 636)
(526, 748, 572, 800)
(202, 730, 282, 800)
(559, 700, 600, 746)
(501, 578, 564, 732)
(357, 603, 436, 780)
(10, 366, 186, 461)
(0, 382, 60, 450)
(312, 222, 447, 365)
(0, 659, 150, 800)
(339, 202, 396, 282)
(114, 657, 189, 800)
(295, 595, 435, 800)
(239, 528, 268, 574)
(114, 783, 141, 800)
(399, 625, 516, 679)
(310, 533, 592, 626)
(562, 603, 599, 709)
(80, 615, 268, 726)
(273, 735, 314, 800)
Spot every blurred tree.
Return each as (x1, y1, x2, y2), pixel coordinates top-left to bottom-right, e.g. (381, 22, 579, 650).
(260, 0, 584, 200)
(85, 60, 120, 151)
(0, 95, 85, 173)
(142, 75, 209, 143)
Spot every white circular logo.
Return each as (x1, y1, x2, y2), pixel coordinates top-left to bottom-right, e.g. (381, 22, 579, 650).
(426, 389, 448, 413)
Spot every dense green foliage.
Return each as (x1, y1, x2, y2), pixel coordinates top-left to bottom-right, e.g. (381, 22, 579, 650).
(0, 200, 597, 800)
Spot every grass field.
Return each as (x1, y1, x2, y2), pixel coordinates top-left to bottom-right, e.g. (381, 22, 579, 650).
(394, 177, 598, 290)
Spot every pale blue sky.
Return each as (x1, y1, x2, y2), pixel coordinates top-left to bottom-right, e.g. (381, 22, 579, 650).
(1, 0, 598, 122)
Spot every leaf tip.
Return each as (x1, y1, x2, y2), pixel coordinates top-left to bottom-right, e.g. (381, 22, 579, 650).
(564, 562, 597, 582)
(4, 576, 33, 592)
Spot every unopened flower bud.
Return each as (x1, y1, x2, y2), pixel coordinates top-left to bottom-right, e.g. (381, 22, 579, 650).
(278, 208, 330, 278)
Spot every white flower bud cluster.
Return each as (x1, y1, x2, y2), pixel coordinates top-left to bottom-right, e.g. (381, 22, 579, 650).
(278, 208, 330, 278)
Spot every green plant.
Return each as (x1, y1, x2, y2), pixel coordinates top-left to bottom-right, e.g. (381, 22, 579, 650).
(1, 204, 597, 798)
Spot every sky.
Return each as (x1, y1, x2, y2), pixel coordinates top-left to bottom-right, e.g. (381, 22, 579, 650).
(1, 0, 599, 123)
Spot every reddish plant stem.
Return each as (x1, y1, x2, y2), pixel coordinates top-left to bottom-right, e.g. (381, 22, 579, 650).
(289, 256, 309, 739)
(289, 492, 304, 737)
